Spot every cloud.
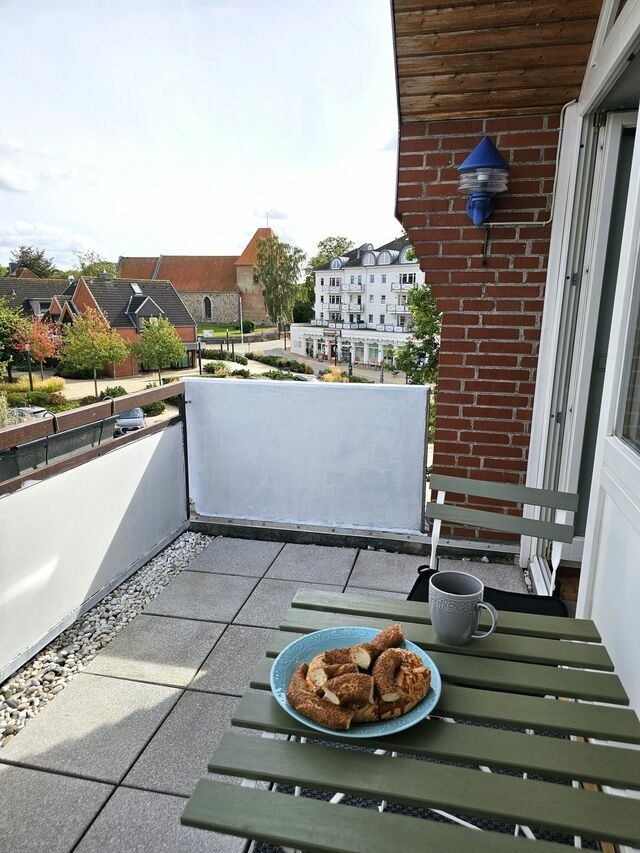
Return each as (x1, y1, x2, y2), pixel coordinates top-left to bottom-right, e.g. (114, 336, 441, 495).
(0, 220, 103, 268)
(0, 137, 97, 193)
(0, 163, 37, 192)
(380, 134, 398, 152)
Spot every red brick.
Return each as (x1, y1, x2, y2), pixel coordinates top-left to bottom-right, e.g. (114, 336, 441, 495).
(398, 168, 439, 182)
(398, 153, 424, 168)
(485, 115, 548, 133)
(477, 368, 530, 382)
(498, 131, 559, 148)
(397, 183, 426, 199)
(482, 313, 537, 327)
(463, 406, 515, 420)
(428, 119, 485, 135)
(401, 122, 427, 137)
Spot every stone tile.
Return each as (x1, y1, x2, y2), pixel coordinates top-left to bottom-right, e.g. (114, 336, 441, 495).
(438, 559, 528, 593)
(85, 615, 226, 687)
(233, 578, 342, 628)
(187, 536, 284, 577)
(145, 571, 258, 622)
(123, 691, 248, 797)
(75, 786, 244, 853)
(0, 764, 113, 853)
(265, 542, 356, 585)
(0, 673, 180, 784)
(348, 550, 427, 593)
(190, 624, 274, 695)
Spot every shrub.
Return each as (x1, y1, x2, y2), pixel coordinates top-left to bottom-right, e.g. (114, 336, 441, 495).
(262, 369, 306, 381)
(246, 353, 312, 374)
(6, 391, 27, 407)
(79, 395, 100, 406)
(348, 374, 373, 383)
(230, 368, 250, 378)
(142, 401, 165, 416)
(25, 391, 57, 406)
(203, 361, 229, 377)
(56, 364, 106, 380)
(100, 385, 128, 399)
(161, 376, 182, 407)
(201, 348, 248, 365)
(242, 320, 255, 334)
(0, 376, 65, 394)
(0, 392, 23, 427)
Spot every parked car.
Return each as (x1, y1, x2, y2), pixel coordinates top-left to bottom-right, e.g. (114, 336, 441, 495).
(10, 406, 53, 421)
(114, 408, 146, 435)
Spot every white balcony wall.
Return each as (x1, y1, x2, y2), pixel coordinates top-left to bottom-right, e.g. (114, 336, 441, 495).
(0, 426, 187, 681)
(186, 378, 428, 534)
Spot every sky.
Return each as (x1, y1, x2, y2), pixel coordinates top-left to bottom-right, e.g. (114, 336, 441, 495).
(0, 0, 401, 270)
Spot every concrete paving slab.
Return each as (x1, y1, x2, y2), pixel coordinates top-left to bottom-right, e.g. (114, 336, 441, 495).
(348, 550, 427, 593)
(0, 764, 113, 853)
(123, 691, 249, 797)
(265, 542, 356, 585)
(0, 673, 180, 784)
(145, 571, 258, 622)
(75, 786, 245, 853)
(187, 536, 284, 577)
(233, 578, 342, 628)
(190, 624, 274, 695)
(85, 615, 226, 687)
(438, 559, 528, 593)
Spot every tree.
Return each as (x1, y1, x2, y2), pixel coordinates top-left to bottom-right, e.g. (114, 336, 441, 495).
(0, 298, 28, 381)
(0, 264, 7, 277)
(395, 284, 441, 385)
(60, 307, 129, 396)
(73, 249, 117, 278)
(12, 317, 60, 380)
(10, 245, 60, 278)
(253, 235, 306, 334)
(130, 316, 186, 385)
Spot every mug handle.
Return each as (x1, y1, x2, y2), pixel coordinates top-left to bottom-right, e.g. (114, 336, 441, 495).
(471, 601, 498, 639)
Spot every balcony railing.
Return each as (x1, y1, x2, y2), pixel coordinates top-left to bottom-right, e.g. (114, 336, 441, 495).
(322, 283, 342, 292)
(342, 283, 363, 292)
(340, 302, 364, 311)
(387, 304, 411, 314)
(391, 281, 417, 292)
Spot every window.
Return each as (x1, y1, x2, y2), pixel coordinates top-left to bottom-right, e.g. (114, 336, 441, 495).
(329, 276, 341, 286)
(320, 277, 324, 286)
(369, 274, 374, 284)
(329, 294, 340, 304)
(621, 302, 640, 452)
(369, 294, 374, 303)
(380, 314, 385, 324)
(368, 314, 373, 323)
(400, 273, 416, 284)
(330, 258, 342, 270)
(357, 275, 362, 285)
(381, 295, 386, 303)
(381, 274, 387, 284)
(350, 275, 355, 284)
(320, 295, 324, 302)
(203, 296, 212, 319)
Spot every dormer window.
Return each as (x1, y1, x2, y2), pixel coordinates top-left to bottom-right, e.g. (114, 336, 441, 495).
(378, 251, 391, 265)
(329, 258, 342, 270)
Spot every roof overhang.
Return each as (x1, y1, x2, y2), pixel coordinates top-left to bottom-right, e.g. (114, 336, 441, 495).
(392, 0, 604, 122)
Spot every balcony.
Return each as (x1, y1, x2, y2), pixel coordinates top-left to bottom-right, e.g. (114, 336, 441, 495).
(340, 301, 364, 311)
(322, 283, 342, 292)
(391, 281, 417, 292)
(342, 282, 363, 293)
(387, 303, 411, 314)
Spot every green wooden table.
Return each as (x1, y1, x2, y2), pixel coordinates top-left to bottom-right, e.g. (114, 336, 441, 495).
(182, 590, 640, 851)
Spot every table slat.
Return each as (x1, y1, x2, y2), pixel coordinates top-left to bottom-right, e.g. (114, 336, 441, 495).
(256, 642, 629, 705)
(279, 609, 614, 671)
(181, 779, 570, 853)
(233, 691, 640, 791)
(292, 589, 601, 642)
(208, 734, 640, 847)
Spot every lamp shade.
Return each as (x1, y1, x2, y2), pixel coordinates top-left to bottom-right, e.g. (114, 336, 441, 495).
(458, 136, 509, 226)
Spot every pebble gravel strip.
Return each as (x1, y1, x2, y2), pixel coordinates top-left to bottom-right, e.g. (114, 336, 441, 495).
(0, 530, 212, 748)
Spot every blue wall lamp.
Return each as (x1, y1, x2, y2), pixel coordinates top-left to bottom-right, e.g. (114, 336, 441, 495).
(458, 136, 510, 227)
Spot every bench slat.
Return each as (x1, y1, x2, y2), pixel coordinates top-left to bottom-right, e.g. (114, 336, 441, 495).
(429, 475, 579, 511)
(425, 503, 575, 543)
(233, 691, 640, 790)
(181, 779, 570, 853)
(278, 609, 614, 670)
(207, 734, 640, 847)
(291, 589, 601, 642)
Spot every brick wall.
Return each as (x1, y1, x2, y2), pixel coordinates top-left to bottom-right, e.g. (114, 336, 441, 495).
(397, 115, 559, 505)
(180, 291, 239, 324)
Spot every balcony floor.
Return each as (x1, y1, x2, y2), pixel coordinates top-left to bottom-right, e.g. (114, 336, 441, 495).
(0, 535, 525, 852)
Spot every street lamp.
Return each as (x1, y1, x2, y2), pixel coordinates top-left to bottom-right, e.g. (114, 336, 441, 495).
(24, 342, 34, 392)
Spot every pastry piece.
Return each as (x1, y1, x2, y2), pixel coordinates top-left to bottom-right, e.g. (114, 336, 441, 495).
(287, 689, 354, 731)
(371, 648, 406, 701)
(322, 673, 375, 706)
(369, 623, 404, 658)
(372, 647, 431, 706)
(351, 701, 379, 723)
(306, 659, 358, 689)
(350, 643, 373, 670)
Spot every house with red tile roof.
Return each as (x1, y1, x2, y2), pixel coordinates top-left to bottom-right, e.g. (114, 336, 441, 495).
(116, 228, 273, 324)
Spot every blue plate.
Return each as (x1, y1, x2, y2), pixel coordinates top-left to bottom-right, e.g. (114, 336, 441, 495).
(270, 626, 441, 738)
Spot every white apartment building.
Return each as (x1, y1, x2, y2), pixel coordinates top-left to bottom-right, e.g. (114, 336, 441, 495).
(290, 237, 424, 367)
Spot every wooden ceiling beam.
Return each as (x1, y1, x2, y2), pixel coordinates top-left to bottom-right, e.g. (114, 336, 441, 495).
(402, 85, 581, 119)
(396, 43, 592, 77)
(399, 65, 585, 97)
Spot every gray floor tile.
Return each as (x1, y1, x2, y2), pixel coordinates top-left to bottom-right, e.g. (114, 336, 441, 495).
(75, 786, 244, 853)
(0, 673, 180, 784)
(85, 615, 226, 687)
(233, 578, 342, 628)
(0, 764, 113, 853)
(187, 536, 284, 577)
(348, 550, 426, 593)
(190, 625, 274, 695)
(265, 542, 356, 584)
(123, 691, 247, 797)
(145, 571, 258, 622)
(438, 559, 528, 593)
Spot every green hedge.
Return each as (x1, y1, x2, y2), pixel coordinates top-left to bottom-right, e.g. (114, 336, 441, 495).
(203, 361, 229, 377)
(201, 348, 248, 365)
(142, 401, 165, 416)
(262, 370, 308, 382)
(246, 353, 313, 374)
(100, 386, 128, 399)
